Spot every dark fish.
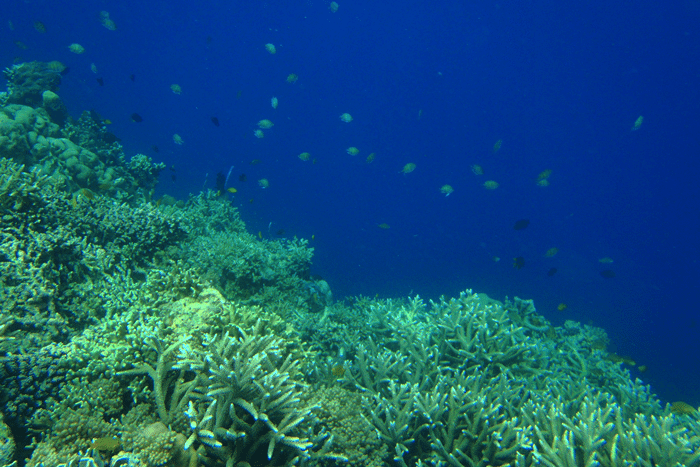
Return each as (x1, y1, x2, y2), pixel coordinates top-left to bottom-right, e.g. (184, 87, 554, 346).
(513, 219, 530, 230)
(215, 172, 226, 194)
(600, 269, 616, 278)
(276, 229, 285, 236)
(103, 132, 120, 144)
(236, 90, 242, 99)
(206, 35, 213, 45)
(211, 116, 220, 127)
(239, 174, 247, 182)
(171, 174, 176, 182)
(96, 77, 104, 86)
(547, 268, 557, 277)
(169, 165, 176, 171)
(130, 74, 135, 81)
(152, 145, 160, 153)
(34, 21, 46, 33)
(513, 256, 525, 269)
(249, 159, 261, 165)
(89, 109, 102, 124)
(131, 113, 143, 123)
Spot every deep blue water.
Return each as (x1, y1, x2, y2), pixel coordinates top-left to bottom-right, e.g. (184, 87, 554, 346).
(3, 0, 699, 407)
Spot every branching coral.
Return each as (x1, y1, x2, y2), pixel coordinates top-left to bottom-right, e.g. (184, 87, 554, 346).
(117, 335, 198, 426)
(172, 321, 318, 466)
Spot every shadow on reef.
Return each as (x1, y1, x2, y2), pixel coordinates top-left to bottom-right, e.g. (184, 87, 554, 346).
(1, 60, 700, 467)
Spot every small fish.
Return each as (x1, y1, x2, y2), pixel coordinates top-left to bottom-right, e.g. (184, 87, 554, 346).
(79, 188, 96, 200)
(236, 90, 243, 99)
(557, 303, 567, 311)
(90, 437, 120, 451)
(47, 61, 67, 73)
(130, 74, 136, 81)
(227, 187, 237, 193)
(311, 234, 315, 240)
(152, 145, 160, 153)
(400, 163, 416, 174)
(91, 63, 98, 74)
(493, 139, 503, 153)
(239, 174, 247, 182)
(513, 256, 525, 269)
(249, 159, 261, 165)
(14, 41, 28, 50)
(598, 257, 614, 264)
(600, 269, 616, 278)
(104, 119, 112, 125)
(276, 229, 285, 236)
(544, 247, 558, 257)
(547, 268, 557, 276)
(96, 77, 104, 86)
(131, 113, 143, 123)
(378, 223, 390, 229)
(366, 153, 376, 163)
(211, 116, 220, 127)
(68, 43, 85, 54)
(632, 115, 643, 131)
(258, 231, 262, 239)
(537, 169, 552, 181)
(670, 401, 696, 415)
(249, 198, 254, 203)
(513, 219, 530, 230)
(637, 365, 647, 373)
(33, 21, 46, 33)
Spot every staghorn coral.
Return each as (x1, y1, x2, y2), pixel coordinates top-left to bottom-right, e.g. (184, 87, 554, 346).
(117, 334, 199, 427)
(173, 320, 316, 466)
(431, 291, 536, 377)
(525, 392, 700, 467)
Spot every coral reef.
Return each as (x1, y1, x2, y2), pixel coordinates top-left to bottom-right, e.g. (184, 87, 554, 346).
(1, 58, 698, 467)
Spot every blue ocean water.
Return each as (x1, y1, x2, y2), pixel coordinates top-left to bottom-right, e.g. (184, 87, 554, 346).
(2, 0, 699, 407)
